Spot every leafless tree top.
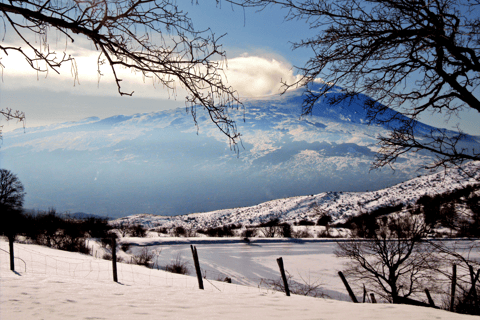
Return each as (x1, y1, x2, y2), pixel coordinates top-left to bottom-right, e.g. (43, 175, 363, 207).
(232, 0, 480, 169)
(0, 0, 242, 148)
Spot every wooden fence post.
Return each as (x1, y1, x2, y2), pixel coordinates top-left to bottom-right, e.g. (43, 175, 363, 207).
(450, 264, 456, 312)
(276, 257, 290, 296)
(191, 245, 204, 290)
(370, 293, 377, 303)
(425, 289, 435, 308)
(338, 271, 358, 303)
(8, 235, 15, 272)
(111, 236, 118, 283)
(363, 284, 367, 303)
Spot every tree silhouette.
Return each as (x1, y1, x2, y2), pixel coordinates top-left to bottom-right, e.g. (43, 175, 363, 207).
(0, 1, 241, 147)
(0, 169, 25, 210)
(335, 216, 438, 303)
(235, 0, 480, 169)
(0, 169, 25, 240)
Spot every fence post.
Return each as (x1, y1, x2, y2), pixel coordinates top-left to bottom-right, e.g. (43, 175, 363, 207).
(338, 271, 358, 303)
(450, 264, 456, 312)
(8, 235, 15, 272)
(111, 236, 118, 283)
(370, 293, 377, 303)
(425, 289, 435, 307)
(363, 284, 367, 303)
(190, 245, 204, 290)
(276, 257, 290, 296)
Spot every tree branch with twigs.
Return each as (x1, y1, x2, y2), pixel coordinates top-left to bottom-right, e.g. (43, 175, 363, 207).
(0, 0, 242, 148)
(232, 0, 480, 169)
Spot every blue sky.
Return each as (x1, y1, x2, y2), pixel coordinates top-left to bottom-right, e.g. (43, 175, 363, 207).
(0, 2, 479, 136)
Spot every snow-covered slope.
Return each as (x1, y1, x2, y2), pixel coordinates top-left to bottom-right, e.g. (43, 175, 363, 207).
(0, 239, 473, 320)
(115, 161, 480, 230)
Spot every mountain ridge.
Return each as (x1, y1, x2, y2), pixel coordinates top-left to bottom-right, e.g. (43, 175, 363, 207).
(114, 161, 480, 230)
(2, 84, 479, 217)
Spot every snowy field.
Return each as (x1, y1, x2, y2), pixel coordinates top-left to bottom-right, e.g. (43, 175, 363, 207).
(125, 238, 351, 300)
(1, 238, 477, 320)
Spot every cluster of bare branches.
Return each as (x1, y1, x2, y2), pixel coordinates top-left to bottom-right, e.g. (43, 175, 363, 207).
(429, 241, 480, 312)
(0, 108, 25, 139)
(232, 0, 480, 170)
(335, 209, 480, 314)
(336, 216, 440, 303)
(0, 0, 242, 148)
(260, 270, 327, 298)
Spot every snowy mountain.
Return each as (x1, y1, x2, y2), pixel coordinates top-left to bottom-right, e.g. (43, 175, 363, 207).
(113, 161, 480, 230)
(1, 84, 479, 217)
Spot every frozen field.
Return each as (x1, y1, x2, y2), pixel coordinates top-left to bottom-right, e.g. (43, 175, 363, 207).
(127, 238, 351, 300)
(1, 238, 477, 319)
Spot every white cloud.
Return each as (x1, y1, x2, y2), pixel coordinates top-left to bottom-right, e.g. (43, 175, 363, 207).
(0, 39, 184, 100)
(1, 34, 301, 100)
(223, 56, 302, 97)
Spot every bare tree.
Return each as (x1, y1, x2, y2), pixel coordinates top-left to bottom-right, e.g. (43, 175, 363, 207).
(335, 215, 439, 303)
(0, 1, 241, 147)
(429, 240, 480, 314)
(233, 0, 480, 170)
(0, 169, 25, 210)
(0, 169, 25, 240)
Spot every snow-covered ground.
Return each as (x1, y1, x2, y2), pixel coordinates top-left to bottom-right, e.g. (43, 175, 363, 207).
(1, 238, 477, 319)
(114, 161, 480, 230)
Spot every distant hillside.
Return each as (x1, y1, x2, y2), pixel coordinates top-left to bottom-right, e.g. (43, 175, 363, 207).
(114, 161, 480, 230)
(3, 83, 479, 217)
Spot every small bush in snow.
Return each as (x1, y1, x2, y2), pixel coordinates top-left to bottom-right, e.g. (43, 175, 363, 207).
(131, 247, 158, 268)
(165, 255, 189, 275)
(297, 219, 315, 226)
(293, 229, 313, 238)
(241, 228, 257, 238)
(120, 243, 131, 252)
(173, 226, 186, 237)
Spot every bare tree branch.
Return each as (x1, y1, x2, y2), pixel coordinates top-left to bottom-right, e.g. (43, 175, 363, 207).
(0, 0, 242, 149)
(232, 0, 480, 168)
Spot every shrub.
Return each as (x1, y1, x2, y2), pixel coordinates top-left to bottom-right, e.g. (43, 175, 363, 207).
(279, 223, 292, 238)
(120, 243, 131, 252)
(298, 219, 315, 226)
(19, 209, 94, 254)
(317, 214, 332, 226)
(454, 286, 480, 315)
(173, 226, 186, 237)
(81, 217, 111, 238)
(338, 204, 404, 238)
(132, 247, 158, 268)
(260, 271, 326, 298)
(198, 225, 235, 237)
(100, 233, 118, 248)
(317, 226, 335, 238)
(130, 224, 147, 237)
(258, 218, 283, 238)
(165, 255, 189, 275)
(293, 229, 313, 238)
(102, 253, 124, 263)
(241, 228, 257, 238)
(155, 227, 169, 234)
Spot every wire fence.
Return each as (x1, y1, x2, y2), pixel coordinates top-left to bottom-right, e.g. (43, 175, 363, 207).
(0, 241, 285, 295)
